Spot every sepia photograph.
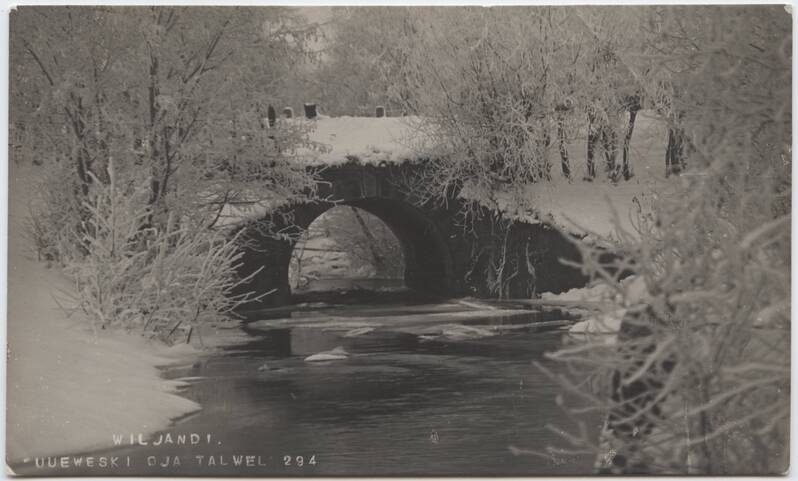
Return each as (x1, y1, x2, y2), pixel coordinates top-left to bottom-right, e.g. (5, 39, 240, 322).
(5, 4, 791, 476)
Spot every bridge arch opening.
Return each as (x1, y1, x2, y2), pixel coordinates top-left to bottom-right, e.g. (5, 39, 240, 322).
(288, 205, 406, 292)
(236, 196, 455, 308)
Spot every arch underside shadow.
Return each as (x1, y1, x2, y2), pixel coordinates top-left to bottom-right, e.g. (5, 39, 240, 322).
(236, 194, 455, 308)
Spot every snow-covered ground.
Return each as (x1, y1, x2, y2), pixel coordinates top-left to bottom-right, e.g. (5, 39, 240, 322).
(473, 110, 677, 240)
(540, 276, 649, 336)
(5, 163, 206, 464)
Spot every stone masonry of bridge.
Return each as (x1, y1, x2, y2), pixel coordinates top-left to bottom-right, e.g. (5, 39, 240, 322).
(234, 161, 590, 308)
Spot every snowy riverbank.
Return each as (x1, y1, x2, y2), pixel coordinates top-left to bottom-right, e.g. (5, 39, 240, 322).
(6, 163, 208, 465)
(539, 275, 649, 336)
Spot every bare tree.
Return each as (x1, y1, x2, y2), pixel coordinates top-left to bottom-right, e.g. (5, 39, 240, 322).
(11, 6, 322, 232)
(11, 6, 325, 341)
(527, 6, 790, 474)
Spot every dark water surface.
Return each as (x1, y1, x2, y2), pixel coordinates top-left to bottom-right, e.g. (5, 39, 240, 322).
(15, 301, 600, 476)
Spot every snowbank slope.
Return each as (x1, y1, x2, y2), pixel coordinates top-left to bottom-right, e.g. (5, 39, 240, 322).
(6, 163, 200, 463)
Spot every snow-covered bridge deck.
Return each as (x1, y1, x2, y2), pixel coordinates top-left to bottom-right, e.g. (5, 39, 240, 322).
(300, 115, 431, 166)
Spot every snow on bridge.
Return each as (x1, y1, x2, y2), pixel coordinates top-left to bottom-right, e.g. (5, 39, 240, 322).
(231, 111, 673, 241)
(299, 115, 431, 166)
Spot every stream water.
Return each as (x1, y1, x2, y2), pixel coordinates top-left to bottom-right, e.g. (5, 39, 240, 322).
(16, 299, 601, 476)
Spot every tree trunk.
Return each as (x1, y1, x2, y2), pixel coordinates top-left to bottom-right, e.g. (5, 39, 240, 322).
(556, 108, 571, 178)
(147, 49, 162, 209)
(350, 207, 388, 275)
(665, 126, 686, 177)
(622, 109, 638, 180)
(602, 124, 619, 181)
(92, 66, 110, 185)
(291, 236, 308, 289)
(585, 110, 599, 180)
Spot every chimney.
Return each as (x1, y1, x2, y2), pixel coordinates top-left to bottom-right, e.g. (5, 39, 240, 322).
(303, 103, 318, 119)
(375, 106, 385, 118)
(283, 107, 294, 119)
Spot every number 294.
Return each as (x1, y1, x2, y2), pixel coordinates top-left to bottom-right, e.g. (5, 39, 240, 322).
(283, 455, 316, 467)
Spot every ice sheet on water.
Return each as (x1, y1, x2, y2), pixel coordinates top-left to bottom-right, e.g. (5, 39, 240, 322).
(413, 323, 497, 341)
(248, 307, 531, 333)
(343, 327, 376, 337)
(248, 317, 378, 331)
(304, 346, 351, 362)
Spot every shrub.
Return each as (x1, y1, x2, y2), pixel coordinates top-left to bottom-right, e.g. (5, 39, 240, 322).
(61, 163, 264, 344)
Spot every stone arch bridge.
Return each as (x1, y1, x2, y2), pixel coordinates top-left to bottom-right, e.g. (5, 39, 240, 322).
(234, 161, 588, 308)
